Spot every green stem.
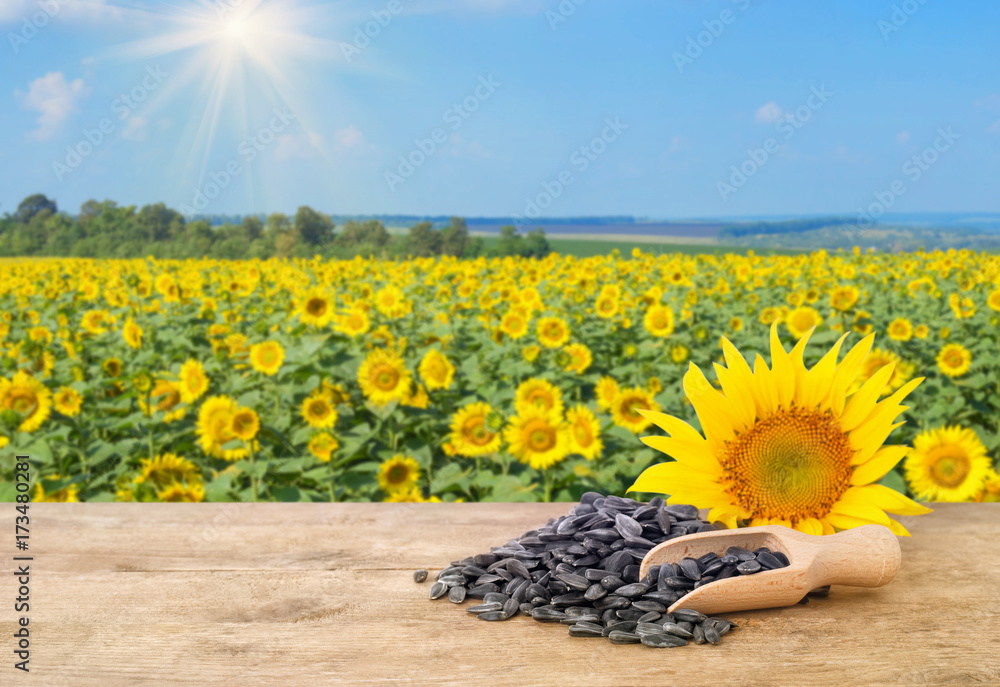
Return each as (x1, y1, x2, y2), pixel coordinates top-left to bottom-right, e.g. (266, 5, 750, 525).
(248, 441, 258, 503)
(543, 470, 552, 502)
(328, 458, 336, 503)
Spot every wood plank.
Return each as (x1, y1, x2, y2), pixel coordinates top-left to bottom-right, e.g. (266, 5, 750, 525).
(2, 503, 998, 686)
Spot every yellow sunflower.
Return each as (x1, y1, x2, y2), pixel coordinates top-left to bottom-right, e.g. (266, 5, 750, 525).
(136, 453, 202, 489)
(53, 386, 82, 417)
(758, 306, 782, 326)
(309, 432, 339, 462)
(785, 306, 823, 339)
(0, 371, 52, 433)
(33, 474, 79, 502)
(140, 379, 186, 423)
(357, 348, 412, 405)
(594, 376, 620, 411)
(594, 293, 619, 319)
(156, 482, 205, 502)
(644, 304, 675, 338)
(402, 383, 430, 409)
(515, 378, 564, 419)
(566, 405, 603, 461)
(499, 310, 530, 339)
(562, 343, 592, 374)
(973, 469, 1000, 502)
(196, 395, 247, 461)
(231, 407, 260, 440)
(887, 318, 912, 342)
(374, 285, 411, 319)
(337, 308, 371, 337)
(449, 402, 501, 457)
(249, 340, 285, 376)
(904, 426, 990, 502)
(830, 285, 860, 311)
(670, 344, 690, 364)
(523, 345, 540, 362)
(628, 323, 932, 535)
(298, 288, 335, 327)
(178, 359, 209, 403)
(611, 387, 660, 433)
(122, 318, 143, 349)
(536, 316, 570, 349)
(301, 392, 339, 429)
(505, 408, 571, 470)
(936, 343, 972, 378)
(418, 349, 455, 391)
(103, 358, 123, 377)
(378, 454, 422, 493)
(988, 289, 1000, 312)
(913, 324, 929, 339)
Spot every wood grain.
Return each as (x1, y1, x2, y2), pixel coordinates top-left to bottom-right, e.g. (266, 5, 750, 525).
(2, 502, 998, 686)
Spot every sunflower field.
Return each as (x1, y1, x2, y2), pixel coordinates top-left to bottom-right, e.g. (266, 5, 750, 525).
(0, 248, 999, 509)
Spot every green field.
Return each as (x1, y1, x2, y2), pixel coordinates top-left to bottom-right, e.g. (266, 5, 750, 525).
(478, 235, 800, 258)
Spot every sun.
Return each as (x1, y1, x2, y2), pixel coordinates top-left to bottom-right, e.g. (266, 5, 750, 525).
(99, 0, 343, 201)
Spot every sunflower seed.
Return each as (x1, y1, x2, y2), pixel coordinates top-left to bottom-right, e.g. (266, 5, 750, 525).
(478, 611, 509, 621)
(638, 611, 662, 623)
(615, 608, 646, 621)
(720, 554, 739, 565)
(600, 575, 625, 591)
(642, 633, 688, 648)
(631, 599, 667, 613)
(474, 553, 498, 567)
(692, 623, 705, 644)
(467, 583, 499, 598)
(585, 583, 608, 602)
(737, 559, 762, 574)
(604, 551, 632, 574)
(588, 528, 622, 542)
(531, 607, 568, 623)
(660, 622, 694, 639)
(593, 595, 630, 611)
(614, 513, 644, 539)
(448, 586, 467, 603)
(614, 583, 648, 599)
(507, 559, 532, 580)
(678, 620, 694, 633)
(773, 551, 791, 567)
(679, 558, 702, 581)
(665, 504, 700, 521)
(608, 631, 642, 645)
(601, 620, 636, 636)
(557, 573, 590, 591)
(503, 598, 520, 618)
(664, 576, 695, 590)
(673, 608, 707, 624)
(519, 602, 535, 615)
(808, 585, 831, 598)
(466, 602, 502, 613)
(413, 569, 428, 583)
(756, 551, 784, 570)
(703, 625, 722, 645)
(569, 623, 605, 638)
(727, 546, 755, 562)
(428, 582, 448, 600)
(642, 590, 680, 605)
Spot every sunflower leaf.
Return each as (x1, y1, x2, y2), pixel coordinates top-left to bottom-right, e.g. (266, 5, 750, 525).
(878, 469, 907, 495)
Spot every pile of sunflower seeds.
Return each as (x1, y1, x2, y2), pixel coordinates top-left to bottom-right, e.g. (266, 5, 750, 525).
(415, 492, 814, 648)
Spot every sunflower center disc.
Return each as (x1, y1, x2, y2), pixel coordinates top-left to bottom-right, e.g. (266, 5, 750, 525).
(928, 447, 971, 488)
(722, 407, 854, 521)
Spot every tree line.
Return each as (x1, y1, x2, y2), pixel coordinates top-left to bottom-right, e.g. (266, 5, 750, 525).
(0, 194, 551, 260)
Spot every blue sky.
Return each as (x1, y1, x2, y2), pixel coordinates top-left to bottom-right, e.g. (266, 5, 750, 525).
(2, 0, 999, 220)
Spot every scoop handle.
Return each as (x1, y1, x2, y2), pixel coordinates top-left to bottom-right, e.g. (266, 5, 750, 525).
(808, 524, 901, 588)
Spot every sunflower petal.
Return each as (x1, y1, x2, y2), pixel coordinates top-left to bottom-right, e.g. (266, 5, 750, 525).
(840, 363, 896, 431)
(850, 445, 911, 486)
(824, 333, 876, 414)
(640, 436, 721, 476)
(829, 499, 891, 526)
(825, 512, 887, 530)
(637, 409, 704, 442)
(794, 517, 824, 535)
(884, 517, 912, 537)
(848, 484, 933, 515)
(626, 461, 681, 494)
(799, 332, 850, 409)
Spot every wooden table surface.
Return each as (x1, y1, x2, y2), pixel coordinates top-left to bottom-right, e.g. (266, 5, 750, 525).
(4, 502, 999, 686)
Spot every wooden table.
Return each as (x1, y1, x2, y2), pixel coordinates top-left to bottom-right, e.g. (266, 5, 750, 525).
(4, 502, 999, 686)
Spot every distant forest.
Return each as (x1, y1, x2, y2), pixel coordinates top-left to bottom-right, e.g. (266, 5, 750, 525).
(0, 194, 551, 260)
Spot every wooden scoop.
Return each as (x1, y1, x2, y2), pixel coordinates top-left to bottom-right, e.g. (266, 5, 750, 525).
(639, 524, 900, 615)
